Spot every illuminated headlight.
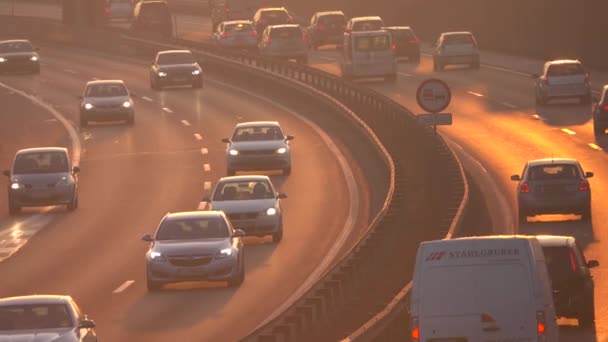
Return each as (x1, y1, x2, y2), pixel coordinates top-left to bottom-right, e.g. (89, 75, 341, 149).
(30, 56, 38, 61)
(216, 248, 232, 258)
(266, 207, 277, 216)
(150, 251, 164, 260)
(0, 57, 6, 63)
(276, 147, 287, 154)
(229, 149, 239, 156)
(158, 71, 167, 77)
(84, 103, 94, 110)
(122, 101, 132, 108)
(10, 183, 20, 190)
(192, 69, 201, 75)
(55, 178, 70, 187)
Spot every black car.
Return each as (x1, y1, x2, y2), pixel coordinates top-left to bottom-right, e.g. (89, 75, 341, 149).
(306, 11, 346, 50)
(149, 50, 203, 90)
(593, 85, 608, 135)
(0, 40, 40, 74)
(252, 7, 293, 36)
(383, 26, 420, 63)
(131, 0, 172, 38)
(537, 235, 599, 328)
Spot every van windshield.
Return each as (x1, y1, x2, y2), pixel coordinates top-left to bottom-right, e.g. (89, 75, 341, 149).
(421, 264, 533, 317)
(354, 35, 390, 52)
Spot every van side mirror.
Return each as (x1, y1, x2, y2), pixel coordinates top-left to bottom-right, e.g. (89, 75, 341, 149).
(587, 260, 599, 268)
(277, 193, 287, 199)
(79, 319, 96, 329)
(585, 171, 594, 178)
(72, 166, 80, 174)
(510, 175, 521, 181)
(2, 170, 9, 177)
(141, 234, 153, 242)
(221, 138, 230, 143)
(233, 229, 246, 237)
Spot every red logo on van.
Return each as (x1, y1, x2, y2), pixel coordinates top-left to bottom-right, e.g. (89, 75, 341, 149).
(425, 251, 446, 261)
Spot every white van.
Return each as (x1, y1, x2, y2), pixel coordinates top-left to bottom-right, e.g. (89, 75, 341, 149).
(340, 30, 397, 82)
(410, 236, 559, 342)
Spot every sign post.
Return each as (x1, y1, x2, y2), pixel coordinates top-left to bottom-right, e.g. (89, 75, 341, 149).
(415, 79, 452, 135)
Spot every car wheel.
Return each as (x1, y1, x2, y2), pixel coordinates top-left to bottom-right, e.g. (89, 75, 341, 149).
(227, 168, 236, 176)
(80, 116, 88, 128)
(518, 207, 527, 224)
(67, 194, 78, 211)
(581, 206, 592, 221)
(578, 298, 595, 328)
(146, 278, 162, 291)
(283, 166, 291, 176)
(127, 114, 135, 125)
(272, 225, 283, 243)
(593, 121, 605, 135)
(8, 200, 20, 216)
(227, 262, 245, 287)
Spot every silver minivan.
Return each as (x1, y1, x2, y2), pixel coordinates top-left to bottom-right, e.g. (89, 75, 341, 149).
(340, 30, 397, 81)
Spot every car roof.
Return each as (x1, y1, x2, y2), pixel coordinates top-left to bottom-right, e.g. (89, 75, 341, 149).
(165, 210, 224, 221)
(235, 121, 280, 128)
(0, 295, 72, 306)
(316, 11, 344, 16)
(526, 158, 579, 167)
(85, 80, 126, 86)
(383, 26, 413, 30)
(140, 0, 167, 5)
(535, 235, 575, 247)
(0, 39, 32, 44)
(350, 16, 382, 22)
(546, 59, 581, 65)
(259, 7, 287, 12)
(219, 175, 271, 183)
(269, 24, 300, 29)
(222, 20, 252, 25)
(16, 147, 68, 155)
(158, 49, 192, 55)
(442, 31, 474, 36)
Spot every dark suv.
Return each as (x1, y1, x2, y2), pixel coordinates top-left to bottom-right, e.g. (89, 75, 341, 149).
(593, 85, 608, 135)
(305, 11, 346, 50)
(537, 235, 599, 328)
(383, 26, 420, 63)
(252, 7, 293, 36)
(131, 0, 172, 38)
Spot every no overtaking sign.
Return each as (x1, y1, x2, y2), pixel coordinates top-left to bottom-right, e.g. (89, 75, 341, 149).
(416, 78, 451, 114)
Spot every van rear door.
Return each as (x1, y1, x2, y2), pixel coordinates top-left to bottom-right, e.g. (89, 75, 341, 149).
(352, 33, 392, 72)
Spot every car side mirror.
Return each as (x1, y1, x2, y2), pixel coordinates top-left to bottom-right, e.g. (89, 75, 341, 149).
(277, 193, 287, 199)
(221, 138, 230, 143)
(72, 166, 80, 174)
(201, 195, 210, 202)
(510, 175, 521, 181)
(233, 229, 246, 237)
(141, 234, 153, 242)
(585, 171, 594, 178)
(2, 170, 9, 177)
(79, 319, 96, 329)
(587, 260, 599, 268)
(286, 135, 294, 141)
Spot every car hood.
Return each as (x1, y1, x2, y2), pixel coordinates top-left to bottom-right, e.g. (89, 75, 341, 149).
(0, 328, 76, 342)
(0, 52, 39, 59)
(210, 199, 276, 213)
(152, 239, 230, 256)
(230, 140, 287, 151)
(158, 63, 200, 72)
(82, 96, 130, 106)
(11, 173, 72, 186)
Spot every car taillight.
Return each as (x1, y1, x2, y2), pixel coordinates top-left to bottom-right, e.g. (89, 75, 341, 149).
(481, 313, 495, 323)
(520, 181, 530, 193)
(391, 43, 396, 51)
(569, 249, 578, 272)
(249, 31, 257, 37)
(222, 33, 232, 38)
(536, 311, 546, 337)
(541, 76, 549, 85)
(225, 7, 230, 13)
(585, 73, 590, 83)
(579, 179, 590, 191)
(411, 316, 419, 341)
(603, 104, 608, 111)
(266, 37, 271, 45)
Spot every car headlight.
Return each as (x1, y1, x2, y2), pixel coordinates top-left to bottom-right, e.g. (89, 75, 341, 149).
(216, 248, 233, 258)
(229, 149, 239, 156)
(276, 147, 287, 154)
(266, 207, 277, 216)
(158, 71, 167, 77)
(55, 177, 70, 187)
(0, 57, 5, 63)
(122, 101, 132, 108)
(84, 103, 94, 110)
(30, 56, 38, 61)
(150, 251, 165, 261)
(192, 69, 201, 75)
(10, 182, 20, 190)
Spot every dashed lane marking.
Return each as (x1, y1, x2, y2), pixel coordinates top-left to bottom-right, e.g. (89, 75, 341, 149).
(204, 182, 211, 190)
(501, 102, 518, 109)
(398, 72, 412, 77)
(201, 148, 208, 155)
(197, 201, 208, 210)
(142, 96, 153, 102)
(113, 280, 135, 293)
(561, 128, 576, 135)
(181, 119, 191, 126)
(162, 107, 173, 114)
(467, 91, 484, 97)
(203, 163, 211, 172)
(194, 133, 203, 140)
(589, 143, 603, 151)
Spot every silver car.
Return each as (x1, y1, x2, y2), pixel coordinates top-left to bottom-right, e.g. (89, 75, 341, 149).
(204, 175, 286, 242)
(213, 20, 258, 50)
(533, 60, 592, 105)
(258, 24, 308, 64)
(511, 158, 593, 224)
(0, 295, 97, 342)
(3, 147, 79, 215)
(432, 31, 480, 71)
(142, 211, 246, 291)
(223, 121, 293, 176)
(0, 39, 40, 74)
(149, 50, 203, 90)
(78, 80, 135, 127)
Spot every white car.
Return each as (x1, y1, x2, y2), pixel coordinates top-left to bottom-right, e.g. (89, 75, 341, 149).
(533, 59, 592, 105)
(204, 175, 286, 242)
(433, 31, 480, 71)
(0, 295, 97, 342)
(79, 80, 135, 127)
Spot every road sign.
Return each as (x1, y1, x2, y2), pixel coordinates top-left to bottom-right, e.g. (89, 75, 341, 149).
(416, 79, 451, 113)
(416, 113, 453, 126)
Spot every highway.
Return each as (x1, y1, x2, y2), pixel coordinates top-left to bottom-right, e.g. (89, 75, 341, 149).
(0, 44, 373, 341)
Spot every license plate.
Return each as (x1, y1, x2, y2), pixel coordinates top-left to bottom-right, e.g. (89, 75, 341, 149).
(180, 268, 203, 276)
(174, 77, 186, 82)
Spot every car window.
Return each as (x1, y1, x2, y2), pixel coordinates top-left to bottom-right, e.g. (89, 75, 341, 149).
(443, 34, 476, 45)
(546, 63, 584, 76)
(543, 246, 577, 285)
(232, 125, 284, 141)
(0, 41, 34, 53)
(225, 23, 254, 33)
(352, 20, 383, 31)
(527, 164, 580, 180)
(213, 180, 274, 201)
(85, 83, 128, 97)
(157, 52, 195, 65)
(354, 35, 390, 52)
(270, 27, 301, 39)
(140, 3, 169, 19)
(318, 14, 346, 25)
(390, 29, 416, 40)
(14, 152, 69, 174)
(0, 304, 73, 330)
(261, 10, 289, 20)
(156, 217, 230, 240)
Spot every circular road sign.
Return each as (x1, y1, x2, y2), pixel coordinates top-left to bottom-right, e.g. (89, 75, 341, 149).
(416, 78, 451, 113)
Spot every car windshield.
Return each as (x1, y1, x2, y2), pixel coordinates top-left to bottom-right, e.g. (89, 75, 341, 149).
(213, 180, 274, 201)
(527, 164, 579, 180)
(13, 152, 69, 174)
(226, 23, 254, 33)
(141, 3, 168, 19)
(232, 125, 284, 141)
(444, 34, 475, 45)
(390, 29, 416, 40)
(85, 83, 128, 97)
(270, 27, 301, 39)
(319, 15, 345, 25)
(547, 63, 584, 76)
(261, 10, 289, 21)
(156, 217, 230, 240)
(0, 304, 73, 330)
(352, 20, 383, 31)
(158, 52, 195, 65)
(0, 41, 34, 53)
(354, 35, 390, 52)
(543, 246, 577, 287)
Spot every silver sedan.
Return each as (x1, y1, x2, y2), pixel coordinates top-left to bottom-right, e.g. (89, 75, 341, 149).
(78, 80, 135, 127)
(142, 211, 246, 291)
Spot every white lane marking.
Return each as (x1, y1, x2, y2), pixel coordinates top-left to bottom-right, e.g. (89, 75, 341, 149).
(501, 102, 517, 109)
(162, 107, 173, 114)
(561, 128, 576, 135)
(204, 181, 211, 190)
(63, 69, 77, 74)
(208, 78, 360, 331)
(112, 280, 135, 293)
(82, 132, 93, 141)
(142, 96, 154, 102)
(467, 91, 484, 97)
(203, 163, 211, 172)
(201, 148, 208, 155)
(43, 118, 58, 123)
(194, 133, 203, 140)
(589, 143, 603, 151)
(181, 119, 191, 126)
(197, 201, 208, 210)
(532, 114, 545, 121)
(397, 72, 412, 77)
